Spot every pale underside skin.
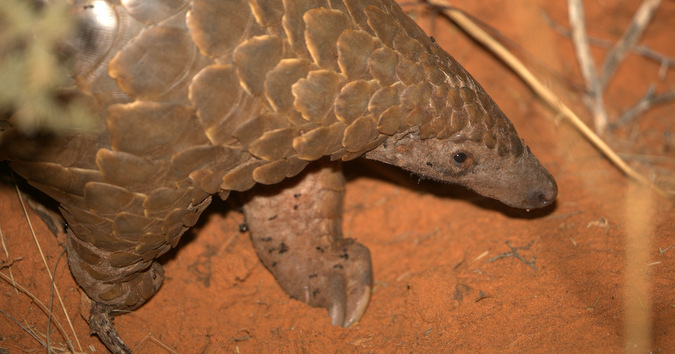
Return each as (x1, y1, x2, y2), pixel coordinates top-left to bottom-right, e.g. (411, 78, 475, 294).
(0, 0, 556, 352)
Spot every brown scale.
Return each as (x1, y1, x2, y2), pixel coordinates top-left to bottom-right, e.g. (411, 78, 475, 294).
(264, 59, 312, 113)
(368, 47, 398, 86)
(377, 105, 404, 135)
(304, 8, 352, 71)
(187, 0, 253, 59)
(233, 35, 284, 96)
(337, 30, 378, 81)
(294, 122, 347, 160)
(108, 102, 208, 159)
(335, 80, 379, 124)
(249, 0, 285, 27)
(1, 0, 557, 352)
(108, 26, 205, 103)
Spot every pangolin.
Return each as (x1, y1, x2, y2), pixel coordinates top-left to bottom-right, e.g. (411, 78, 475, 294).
(1, 0, 557, 352)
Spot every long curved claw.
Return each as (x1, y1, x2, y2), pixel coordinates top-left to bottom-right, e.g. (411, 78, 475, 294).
(343, 285, 371, 327)
(325, 242, 373, 327)
(338, 241, 373, 328)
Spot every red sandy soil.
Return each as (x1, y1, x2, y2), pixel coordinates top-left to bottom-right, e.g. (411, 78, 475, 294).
(1, 0, 674, 352)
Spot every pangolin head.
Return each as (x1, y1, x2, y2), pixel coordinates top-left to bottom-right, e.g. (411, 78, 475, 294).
(365, 67, 557, 210)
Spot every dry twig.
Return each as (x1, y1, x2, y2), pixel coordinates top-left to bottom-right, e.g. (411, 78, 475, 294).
(567, 0, 665, 135)
(486, 240, 537, 271)
(613, 86, 675, 129)
(568, 0, 608, 133)
(598, 0, 662, 90)
(541, 11, 675, 70)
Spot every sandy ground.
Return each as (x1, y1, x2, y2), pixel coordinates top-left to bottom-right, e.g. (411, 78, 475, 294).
(1, 0, 674, 352)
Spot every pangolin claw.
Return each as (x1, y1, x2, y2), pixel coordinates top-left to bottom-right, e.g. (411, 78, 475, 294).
(324, 243, 373, 328)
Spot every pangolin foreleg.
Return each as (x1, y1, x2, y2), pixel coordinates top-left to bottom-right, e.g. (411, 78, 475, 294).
(242, 160, 373, 327)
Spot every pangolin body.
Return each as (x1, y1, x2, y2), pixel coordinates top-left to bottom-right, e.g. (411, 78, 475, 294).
(1, 0, 557, 352)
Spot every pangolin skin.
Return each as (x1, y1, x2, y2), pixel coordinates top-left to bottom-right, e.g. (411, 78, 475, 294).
(1, 0, 557, 351)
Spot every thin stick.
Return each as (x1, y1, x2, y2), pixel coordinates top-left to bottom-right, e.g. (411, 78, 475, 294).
(566, 0, 595, 87)
(12, 176, 82, 352)
(0, 222, 19, 294)
(424, 0, 671, 199)
(0, 256, 24, 268)
(599, 0, 662, 90)
(568, 0, 608, 133)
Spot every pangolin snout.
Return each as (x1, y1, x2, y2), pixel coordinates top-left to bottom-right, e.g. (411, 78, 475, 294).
(524, 177, 558, 210)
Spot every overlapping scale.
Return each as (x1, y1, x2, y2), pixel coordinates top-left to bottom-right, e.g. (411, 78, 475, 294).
(283, 0, 329, 59)
(264, 59, 312, 112)
(96, 149, 173, 193)
(108, 101, 208, 160)
(68, 1, 143, 105)
(337, 30, 378, 80)
(368, 47, 398, 86)
(187, 0, 252, 58)
(304, 8, 351, 71)
(109, 26, 204, 102)
(292, 69, 345, 124)
(335, 80, 378, 124)
(233, 35, 284, 95)
(249, 0, 285, 27)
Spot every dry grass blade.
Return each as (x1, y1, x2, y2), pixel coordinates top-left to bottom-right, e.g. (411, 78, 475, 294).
(424, 0, 672, 199)
(0, 271, 70, 352)
(12, 175, 82, 352)
(0, 309, 48, 348)
(135, 333, 179, 354)
(25, 321, 67, 354)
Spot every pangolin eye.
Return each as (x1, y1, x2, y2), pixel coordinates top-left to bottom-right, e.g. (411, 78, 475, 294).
(453, 152, 468, 164)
